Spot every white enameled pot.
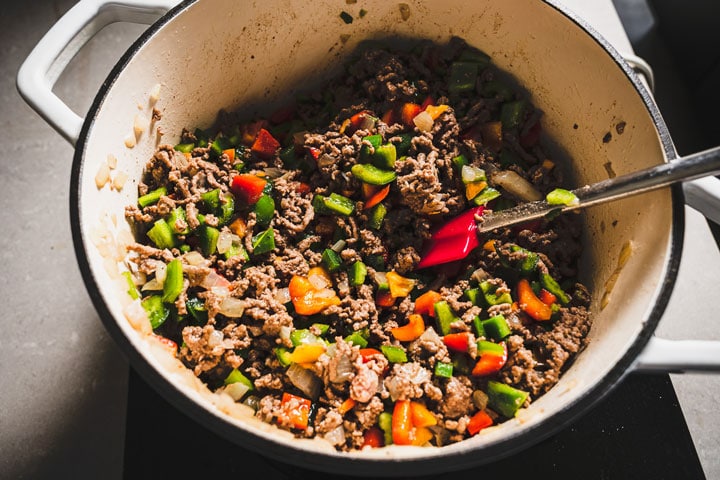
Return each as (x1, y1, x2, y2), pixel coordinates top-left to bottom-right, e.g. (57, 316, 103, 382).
(17, 0, 720, 475)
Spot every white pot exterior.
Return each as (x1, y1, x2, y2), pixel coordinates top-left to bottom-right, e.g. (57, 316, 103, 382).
(35, 0, 685, 474)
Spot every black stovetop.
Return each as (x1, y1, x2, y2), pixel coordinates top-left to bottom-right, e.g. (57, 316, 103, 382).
(123, 369, 705, 479)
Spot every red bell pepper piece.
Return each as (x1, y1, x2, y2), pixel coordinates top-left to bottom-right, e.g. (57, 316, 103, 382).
(307, 147, 321, 162)
(358, 348, 383, 362)
(539, 288, 557, 306)
(363, 184, 390, 210)
(443, 332, 471, 352)
(517, 278, 553, 321)
(231, 174, 267, 205)
(401, 103, 423, 127)
(420, 95, 435, 110)
(279, 392, 312, 430)
(376, 289, 395, 307)
(362, 426, 385, 448)
(520, 119, 542, 148)
(240, 119, 269, 145)
(471, 341, 508, 376)
(382, 107, 399, 126)
(467, 410, 494, 435)
(251, 128, 280, 160)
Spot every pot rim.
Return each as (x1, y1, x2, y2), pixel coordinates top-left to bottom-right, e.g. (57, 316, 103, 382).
(68, 0, 685, 475)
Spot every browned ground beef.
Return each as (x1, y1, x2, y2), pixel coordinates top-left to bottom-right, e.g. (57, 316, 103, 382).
(124, 36, 592, 451)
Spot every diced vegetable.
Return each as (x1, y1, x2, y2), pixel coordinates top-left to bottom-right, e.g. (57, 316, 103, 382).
(467, 410, 494, 435)
(138, 186, 167, 208)
(349, 261, 368, 286)
(472, 186, 501, 206)
(517, 278, 552, 321)
(410, 401, 437, 427)
(167, 207, 190, 235)
(141, 295, 169, 329)
(433, 300, 458, 336)
(472, 340, 507, 376)
(147, 218, 176, 250)
(224, 368, 254, 390)
(378, 412, 393, 446)
(391, 399, 412, 445)
(362, 427, 384, 448)
(279, 392, 312, 430)
(313, 193, 356, 216)
(367, 203, 387, 230)
(481, 315, 512, 341)
(122, 271, 140, 300)
(254, 194, 275, 226)
(351, 163, 397, 186)
(275, 347, 292, 367)
(231, 174, 267, 205)
(381, 345, 408, 363)
(448, 61, 479, 94)
(486, 381, 529, 418)
(546, 188, 579, 206)
(251, 227, 276, 255)
(251, 128, 280, 159)
(500, 100, 527, 130)
(434, 362, 454, 378)
(363, 184, 390, 210)
(345, 331, 369, 348)
(321, 248, 343, 272)
(162, 259, 183, 303)
(289, 274, 341, 315)
(391, 313, 425, 342)
(479, 280, 512, 306)
(199, 225, 220, 256)
(400, 103, 422, 127)
(443, 332, 471, 352)
(414, 290, 442, 317)
(386, 271, 416, 298)
(540, 273, 571, 305)
(289, 344, 326, 363)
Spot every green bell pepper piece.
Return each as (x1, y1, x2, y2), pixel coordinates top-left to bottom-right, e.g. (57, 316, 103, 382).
(121, 271, 140, 300)
(313, 193, 356, 216)
(167, 207, 190, 235)
(378, 412, 393, 445)
(434, 361, 454, 378)
(482, 315, 512, 341)
(322, 248, 343, 273)
(199, 225, 220, 256)
(224, 368, 254, 390)
(472, 315, 485, 338)
(141, 295, 169, 329)
(162, 259, 184, 304)
(481, 80, 514, 101)
(381, 345, 407, 363)
(487, 381, 529, 418)
(472, 187, 501, 206)
(186, 297, 208, 325)
(372, 143, 397, 169)
(434, 300, 458, 336)
(391, 133, 413, 156)
(500, 100, 527, 130)
(540, 273, 571, 305)
(147, 218, 176, 250)
(138, 186, 167, 208)
(367, 203, 387, 230)
(254, 194, 275, 226)
(448, 61, 479, 95)
(251, 227, 275, 255)
(351, 163, 396, 186)
(344, 330, 368, 348)
(546, 188, 579, 206)
(479, 280, 512, 306)
(275, 347, 292, 367)
(174, 143, 195, 154)
(349, 261, 368, 286)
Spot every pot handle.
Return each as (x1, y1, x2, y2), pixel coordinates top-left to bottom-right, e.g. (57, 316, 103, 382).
(16, 0, 179, 146)
(633, 337, 720, 373)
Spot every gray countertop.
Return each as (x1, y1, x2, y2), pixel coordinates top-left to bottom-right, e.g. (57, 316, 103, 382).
(1, 1, 717, 478)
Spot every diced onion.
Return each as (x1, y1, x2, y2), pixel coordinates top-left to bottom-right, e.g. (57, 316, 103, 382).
(324, 425, 346, 446)
(224, 382, 251, 402)
(373, 271, 387, 286)
(133, 113, 149, 137)
(275, 287, 291, 305)
(279, 325, 292, 342)
(263, 167, 286, 178)
(461, 165, 486, 184)
(329, 354, 354, 384)
(217, 230, 233, 254)
(314, 288, 337, 299)
(472, 390, 489, 410)
(219, 297, 246, 317)
(208, 329, 224, 348)
(287, 363, 322, 399)
(413, 111, 434, 132)
(491, 169, 542, 202)
(331, 239, 346, 252)
(149, 83, 162, 104)
(95, 163, 110, 188)
(201, 270, 229, 289)
(317, 153, 335, 168)
(184, 251, 207, 266)
(154, 262, 167, 286)
(106, 154, 118, 169)
(141, 277, 163, 292)
(308, 272, 331, 290)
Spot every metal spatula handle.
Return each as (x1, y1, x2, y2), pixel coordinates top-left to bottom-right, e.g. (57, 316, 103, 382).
(478, 145, 720, 233)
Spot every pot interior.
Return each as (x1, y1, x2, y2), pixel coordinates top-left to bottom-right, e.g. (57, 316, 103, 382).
(74, 0, 677, 471)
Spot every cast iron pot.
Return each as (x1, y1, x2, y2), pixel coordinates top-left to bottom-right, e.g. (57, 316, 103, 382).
(17, 0, 720, 475)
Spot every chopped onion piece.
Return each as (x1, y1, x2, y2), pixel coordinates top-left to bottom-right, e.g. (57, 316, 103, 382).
(413, 111, 434, 132)
(461, 165, 486, 184)
(279, 325, 292, 342)
(317, 153, 335, 168)
(216, 230, 233, 254)
(314, 288, 337, 299)
(219, 297, 246, 317)
(373, 271, 387, 287)
(95, 162, 110, 188)
(331, 239, 346, 252)
(308, 272, 331, 290)
(184, 251, 206, 266)
(141, 277, 163, 292)
(201, 269, 230, 289)
(149, 83, 162, 104)
(329, 353, 354, 384)
(133, 113, 149, 137)
(324, 425, 346, 446)
(275, 287, 291, 305)
(208, 329, 224, 348)
(287, 363, 322, 399)
(106, 154, 118, 169)
(154, 262, 167, 286)
(491, 169, 542, 202)
(224, 382, 250, 402)
(263, 167, 286, 178)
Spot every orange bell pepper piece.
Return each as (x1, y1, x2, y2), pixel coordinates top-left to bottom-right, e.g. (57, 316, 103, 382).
(363, 184, 390, 210)
(517, 278, 552, 321)
(386, 271, 416, 298)
(467, 410, 494, 435)
(376, 289, 395, 308)
(401, 103, 423, 127)
(288, 344, 326, 363)
(338, 397, 357, 415)
(391, 314, 426, 342)
(222, 148, 235, 161)
(392, 399, 413, 445)
(411, 426, 433, 446)
(288, 274, 341, 316)
(413, 290, 442, 317)
(410, 401, 437, 427)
